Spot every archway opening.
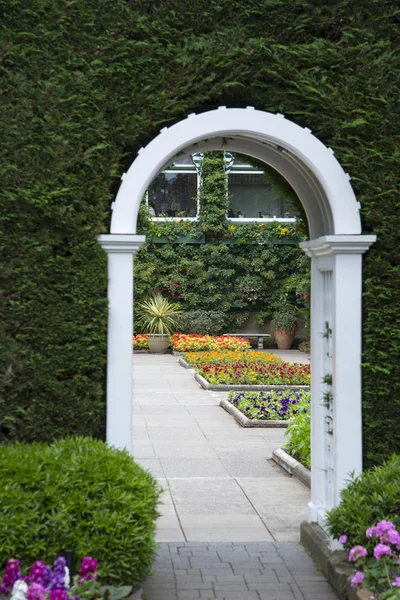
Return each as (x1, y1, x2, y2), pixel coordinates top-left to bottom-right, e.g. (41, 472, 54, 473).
(99, 108, 375, 529)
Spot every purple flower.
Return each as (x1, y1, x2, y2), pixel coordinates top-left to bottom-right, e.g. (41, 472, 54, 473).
(78, 557, 98, 581)
(350, 571, 364, 587)
(383, 529, 400, 547)
(339, 535, 347, 544)
(375, 521, 396, 537)
(366, 527, 377, 538)
(348, 546, 368, 562)
(373, 543, 392, 559)
(29, 562, 46, 584)
(27, 583, 46, 600)
(1, 559, 22, 593)
(394, 577, 400, 587)
(49, 590, 67, 600)
(53, 558, 66, 575)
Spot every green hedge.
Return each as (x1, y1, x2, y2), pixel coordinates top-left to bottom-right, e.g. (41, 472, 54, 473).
(0, 437, 161, 584)
(1, 0, 399, 464)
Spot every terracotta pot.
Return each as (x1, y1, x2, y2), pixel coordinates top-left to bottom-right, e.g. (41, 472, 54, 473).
(146, 334, 170, 354)
(273, 330, 295, 350)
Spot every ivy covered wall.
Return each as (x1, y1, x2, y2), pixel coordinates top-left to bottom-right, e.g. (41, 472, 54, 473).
(135, 152, 309, 335)
(1, 0, 399, 465)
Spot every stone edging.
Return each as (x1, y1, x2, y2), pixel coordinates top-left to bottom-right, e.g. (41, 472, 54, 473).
(219, 398, 288, 428)
(195, 372, 310, 392)
(271, 447, 311, 488)
(300, 521, 355, 600)
(178, 357, 194, 369)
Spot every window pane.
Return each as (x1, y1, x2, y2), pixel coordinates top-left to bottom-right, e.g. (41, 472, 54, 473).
(148, 172, 198, 217)
(228, 173, 298, 218)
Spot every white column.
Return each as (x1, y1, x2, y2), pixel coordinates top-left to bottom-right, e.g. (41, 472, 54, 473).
(98, 234, 145, 452)
(300, 235, 376, 527)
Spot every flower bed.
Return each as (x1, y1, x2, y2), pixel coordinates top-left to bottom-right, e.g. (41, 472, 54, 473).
(170, 333, 250, 352)
(227, 390, 310, 420)
(342, 521, 400, 598)
(133, 334, 148, 350)
(0, 555, 137, 600)
(183, 350, 281, 365)
(197, 361, 310, 385)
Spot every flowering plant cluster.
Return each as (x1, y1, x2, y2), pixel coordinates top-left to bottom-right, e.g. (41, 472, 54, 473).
(147, 219, 204, 242)
(183, 350, 282, 366)
(223, 221, 302, 244)
(197, 360, 310, 386)
(0, 556, 102, 600)
(132, 334, 148, 349)
(228, 390, 310, 420)
(344, 521, 400, 598)
(170, 333, 251, 352)
(298, 339, 310, 353)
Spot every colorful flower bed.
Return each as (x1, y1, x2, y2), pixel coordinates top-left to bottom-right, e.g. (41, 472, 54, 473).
(0, 556, 132, 600)
(183, 350, 282, 365)
(170, 333, 251, 352)
(197, 361, 310, 385)
(227, 390, 310, 420)
(342, 520, 400, 598)
(133, 334, 148, 349)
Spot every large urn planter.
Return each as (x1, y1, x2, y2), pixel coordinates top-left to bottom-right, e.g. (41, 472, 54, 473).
(273, 329, 295, 349)
(146, 334, 170, 354)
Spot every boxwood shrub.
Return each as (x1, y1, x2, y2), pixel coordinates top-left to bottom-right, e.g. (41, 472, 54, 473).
(0, 437, 161, 585)
(326, 455, 400, 550)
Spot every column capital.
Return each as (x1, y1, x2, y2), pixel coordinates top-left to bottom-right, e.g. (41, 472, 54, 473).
(98, 234, 146, 254)
(300, 234, 376, 258)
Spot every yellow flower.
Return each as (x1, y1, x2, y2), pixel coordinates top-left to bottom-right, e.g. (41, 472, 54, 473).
(280, 227, 289, 236)
(149, 222, 155, 227)
(229, 225, 237, 232)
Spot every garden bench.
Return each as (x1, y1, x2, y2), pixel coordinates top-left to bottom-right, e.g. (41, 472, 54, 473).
(223, 333, 272, 350)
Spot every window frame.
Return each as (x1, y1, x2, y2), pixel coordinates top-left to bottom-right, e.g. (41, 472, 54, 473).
(146, 157, 297, 223)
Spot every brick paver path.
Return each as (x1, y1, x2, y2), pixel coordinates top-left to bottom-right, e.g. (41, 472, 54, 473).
(143, 542, 338, 600)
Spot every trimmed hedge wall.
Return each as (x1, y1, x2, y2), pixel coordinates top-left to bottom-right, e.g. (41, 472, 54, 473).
(1, 0, 399, 465)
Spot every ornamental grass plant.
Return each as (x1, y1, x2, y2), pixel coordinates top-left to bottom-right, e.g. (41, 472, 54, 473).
(228, 390, 310, 420)
(197, 361, 310, 385)
(0, 438, 161, 585)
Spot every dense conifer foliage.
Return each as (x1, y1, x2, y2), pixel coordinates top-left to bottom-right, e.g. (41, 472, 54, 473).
(1, 0, 399, 464)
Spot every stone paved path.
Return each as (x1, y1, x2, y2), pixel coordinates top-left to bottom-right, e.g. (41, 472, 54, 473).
(132, 352, 337, 599)
(143, 542, 338, 600)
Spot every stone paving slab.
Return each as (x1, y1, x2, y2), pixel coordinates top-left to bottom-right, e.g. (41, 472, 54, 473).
(143, 543, 338, 600)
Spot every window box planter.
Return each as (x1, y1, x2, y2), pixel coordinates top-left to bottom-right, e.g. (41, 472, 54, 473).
(149, 234, 205, 244)
(223, 237, 300, 245)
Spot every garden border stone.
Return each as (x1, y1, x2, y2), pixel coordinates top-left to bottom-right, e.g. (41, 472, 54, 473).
(300, 521, 354, 600)
(178, 357, 194, 369)
(219, 398, 288, 428)
(272, 447, 311, 488)
(194, 372, 310, 392)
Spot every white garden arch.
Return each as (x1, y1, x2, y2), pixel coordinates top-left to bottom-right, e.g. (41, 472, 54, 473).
(98, 107, 375, 528)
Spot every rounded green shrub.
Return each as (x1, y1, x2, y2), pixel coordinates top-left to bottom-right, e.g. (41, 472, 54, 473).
(0, 437, 161, 585)
(326, 455, 400, 549)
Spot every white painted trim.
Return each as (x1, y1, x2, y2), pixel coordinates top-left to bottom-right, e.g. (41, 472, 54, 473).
(100, 108, 377, 532)
(111, 108, 361, 238)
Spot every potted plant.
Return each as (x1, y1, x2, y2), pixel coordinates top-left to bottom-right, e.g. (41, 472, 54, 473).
(137, 293, 183, 353)
(270, 306, 298, 349)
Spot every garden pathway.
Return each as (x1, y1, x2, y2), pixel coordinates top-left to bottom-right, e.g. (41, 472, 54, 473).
(132, 351, 338, 599)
